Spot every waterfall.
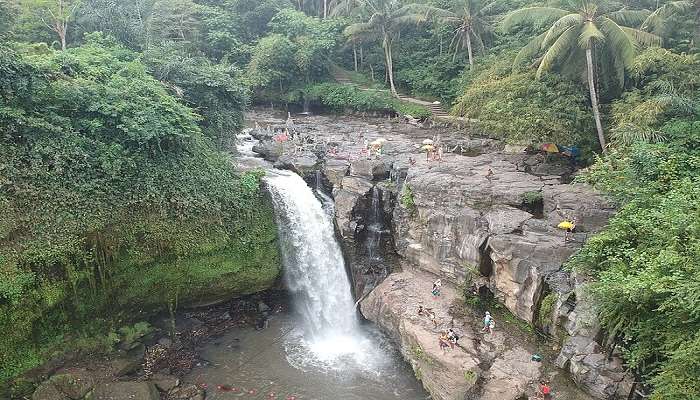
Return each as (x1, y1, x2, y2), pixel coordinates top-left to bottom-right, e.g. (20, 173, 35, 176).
(366, 186, 384, 261)
(265, 171, 358, 337)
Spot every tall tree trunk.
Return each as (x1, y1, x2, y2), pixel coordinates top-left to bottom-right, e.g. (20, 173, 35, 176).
(353, 43, 358, 72)
(586, 47, 607, 153)
(466, 32, 474, 71)
(383, 34, 398, 97)
(323, 0, 327, 18)
(360, 47, 364, 69)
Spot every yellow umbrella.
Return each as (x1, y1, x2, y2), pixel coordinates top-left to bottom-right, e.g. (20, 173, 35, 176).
(558, 221, 574, 230)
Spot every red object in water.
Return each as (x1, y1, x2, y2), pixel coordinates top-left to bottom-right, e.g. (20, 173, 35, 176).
(217, 385, 233, 392)
(286, 396, 297, 400)
(249, 388, 258, 395)
(268, 392, 276, 398)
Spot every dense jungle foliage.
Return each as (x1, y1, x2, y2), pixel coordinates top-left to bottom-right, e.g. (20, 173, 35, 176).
(0, 0, 698, 398)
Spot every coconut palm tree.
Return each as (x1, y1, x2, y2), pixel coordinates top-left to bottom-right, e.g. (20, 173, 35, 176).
(503, 0, 662, 152)
(641, 0, 699, 43)
(405, 0, 496, 70)
(340, 0, 428, 97)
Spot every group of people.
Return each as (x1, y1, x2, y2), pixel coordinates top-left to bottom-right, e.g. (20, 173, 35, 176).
(438, 328, 460, 353)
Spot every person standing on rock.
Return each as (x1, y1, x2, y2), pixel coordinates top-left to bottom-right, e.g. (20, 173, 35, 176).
(447, 328, 459, 349)
(482, 311, 494, 334)
(428, 310, 438, 328)
(439, 331, 450, 353)
(432, 279, 442, 297)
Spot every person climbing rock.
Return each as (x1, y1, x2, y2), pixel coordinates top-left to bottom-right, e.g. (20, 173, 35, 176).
(538, 381, 552, 399)
(482, 311, 494, 334)
(432, 279, 442, 297)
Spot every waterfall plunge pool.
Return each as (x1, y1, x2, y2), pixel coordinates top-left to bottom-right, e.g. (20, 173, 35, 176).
(182, 312, 427, 400)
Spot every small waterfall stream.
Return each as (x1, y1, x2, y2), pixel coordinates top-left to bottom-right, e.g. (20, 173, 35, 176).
(366, 186, 384, 261)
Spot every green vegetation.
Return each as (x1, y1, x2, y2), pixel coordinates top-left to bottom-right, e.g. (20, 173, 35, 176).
(0, 20, 280, 385)
(537, 292, 557, 328)
(1, 0, 699, 397)
(304, 82, 431, 118)
(400, 184, 418, 214)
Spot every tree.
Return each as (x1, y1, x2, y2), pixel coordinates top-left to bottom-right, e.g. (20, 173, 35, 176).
(641, 0, 699, 45)
(147, 0, 202, 48)
(20, 0, 82, 50)
(406, 0, 496, 70)
(340, 0, 428, 97)
(504, 0, 662, 152)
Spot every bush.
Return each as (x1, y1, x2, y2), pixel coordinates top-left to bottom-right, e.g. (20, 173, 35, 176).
(453, 58, 594, 148)
(305, 82, 431, 119)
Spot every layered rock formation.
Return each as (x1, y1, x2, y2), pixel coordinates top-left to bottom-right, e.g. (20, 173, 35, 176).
(247, 110, 632, 400)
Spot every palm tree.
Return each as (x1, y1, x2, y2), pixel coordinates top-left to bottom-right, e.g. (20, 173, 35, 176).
(340, 0, 428, 97)
(503, 0, 661, 152)
(641, 0, 699, 43)
(406, 0, 496, 70)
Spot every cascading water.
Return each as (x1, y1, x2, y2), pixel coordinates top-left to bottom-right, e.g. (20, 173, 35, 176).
(366, 186, 384, 261)
(266, 171, 358, 336)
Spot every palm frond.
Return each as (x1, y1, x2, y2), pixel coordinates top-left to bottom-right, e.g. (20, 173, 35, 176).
(605, 9, 652, 27)
(578, 21, 605, 48)
(537, 25, 579, 76)
(513, 32, 546, 69)
(501, 7, 570, 32)
(598, 17, 636, 85)
(344, 22, 377, 38)
(400, 3, 455, 20)
(542, 13, 583, 48)
(391, 13, 429, 28)
(620, 26, 663, 47)
(641, 1, 693, 33)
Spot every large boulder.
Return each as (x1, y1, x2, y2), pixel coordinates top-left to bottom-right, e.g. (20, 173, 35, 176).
(33, 369, 96, 400)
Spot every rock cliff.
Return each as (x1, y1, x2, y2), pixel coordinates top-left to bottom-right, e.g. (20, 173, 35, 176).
(247, 110, 633, 400)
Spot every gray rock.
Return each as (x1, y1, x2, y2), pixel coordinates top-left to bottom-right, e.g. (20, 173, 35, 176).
(87, 382, 159, 400)
(349, 158, 390, 180)
(150, 373, 179, 392)
(32, 382, 69, 400)
(274, 153, 319, 176)
(46, 370, 95, 399)
(323, 159, 350, 187)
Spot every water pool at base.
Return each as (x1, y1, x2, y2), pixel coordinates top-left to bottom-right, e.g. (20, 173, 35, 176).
(183, 313, 428, 400)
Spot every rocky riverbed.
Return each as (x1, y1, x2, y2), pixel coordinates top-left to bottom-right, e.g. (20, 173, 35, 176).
(247, 109, 634, 400)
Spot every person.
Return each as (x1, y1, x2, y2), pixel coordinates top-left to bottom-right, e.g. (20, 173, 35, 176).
(428, 311, 438, 328)
(538, 381, 552, 399)
(432, 279, 442, 297)
(559, 218, 577, 243)
(418, 305, 424, 316)
(447, 328, 459, 349)
(409, 156, 416, 166)
(439, 331, 450, 353)
(482, 311, 493, 333)
(436, 145, 444, 161)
